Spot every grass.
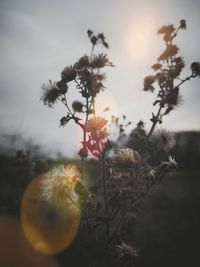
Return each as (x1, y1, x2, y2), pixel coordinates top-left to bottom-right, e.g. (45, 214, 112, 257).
(132, 170, 200, 267)
(0, 153, 200, 266)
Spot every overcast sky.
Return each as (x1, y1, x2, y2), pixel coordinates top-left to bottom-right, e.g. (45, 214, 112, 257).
(0, 0, 200, 157)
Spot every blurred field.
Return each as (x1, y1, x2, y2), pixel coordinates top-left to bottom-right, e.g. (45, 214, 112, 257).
(0, 216, 59, 267)
(55, 170, 200, 267)
(0, 151, 199, 266)
(133, 170, 200, 267)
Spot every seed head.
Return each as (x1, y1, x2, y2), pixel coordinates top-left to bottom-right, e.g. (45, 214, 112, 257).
(113, 242, 138, 266)
(40, 164, 81, 207)
(113, 148, 141, 167)
(72, 101, 83, 113)
(152, 129, 175, 152)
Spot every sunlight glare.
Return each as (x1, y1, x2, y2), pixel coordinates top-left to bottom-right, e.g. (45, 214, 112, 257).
(124, 15, 156, 62)
(95, 92, 119, 119)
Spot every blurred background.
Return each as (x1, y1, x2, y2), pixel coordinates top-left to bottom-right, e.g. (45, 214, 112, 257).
(0, 0, 200, 266)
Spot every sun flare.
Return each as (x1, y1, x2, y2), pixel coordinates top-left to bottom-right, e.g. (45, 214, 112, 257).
(21, 165, 81, 255)
(124, 15, 156, 61)
(95, 92, 119, 119)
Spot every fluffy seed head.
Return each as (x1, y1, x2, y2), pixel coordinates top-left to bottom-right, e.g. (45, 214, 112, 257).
(113, 148, 141, 167)
(115, 242, 138, 258)
(40, 164, 81, 207)
(152, 129, 175, 152)
(113, 242, 138, 266)
(160, 156, 177, 173)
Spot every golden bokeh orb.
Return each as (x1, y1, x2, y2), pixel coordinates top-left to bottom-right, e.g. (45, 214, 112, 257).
(21, 165, 81, 254)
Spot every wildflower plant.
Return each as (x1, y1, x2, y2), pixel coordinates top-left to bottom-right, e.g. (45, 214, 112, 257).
(39, 20, 200, 266)
(41, 30, 113, 170)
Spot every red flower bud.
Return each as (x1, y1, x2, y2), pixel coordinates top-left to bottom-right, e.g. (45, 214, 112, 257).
(79, 147, 88, 158)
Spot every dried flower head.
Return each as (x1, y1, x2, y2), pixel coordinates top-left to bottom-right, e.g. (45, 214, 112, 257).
(85, 116, 107, 133)
(140, 165, 156, 179)
(61, 66, 77, 82)
(152, 129, 175, 152)
(87, 30, 109, 49)
(148, 168, 156, 179)
(114, 148, 141, 167)
(160, 156, 177, 173)
(157, 24, 175, 35)
(80, 116, 109, 157)
(180, 19, 186, 30)
(21, 166, 81, 255)
(41, 80, 60, 107)
(40, 164, 81, 206)
(87, 29, 93, 37)
(114, 242, 138, 266)
(99, 127, 108, 139)
(173, 57, 185, 77)
(157, 24, 176, 43)
(158, 44, 179, 61)
(168, 155, 177, 167)
(137, 120, 145, 128)
(143, 75, 156, 92)
(87, 74, 105, 95)
(98, 33, 109, 48)
(151, 63, 162, 71)
(90, 53, 114, 69)
(191, 62, 200, 76)
(166, 87, 179, 105)
(128, 126, 146, 141)
(72, 101, 83, 113)
(56, 80, 68, 94)
(75, 55, 90, 69)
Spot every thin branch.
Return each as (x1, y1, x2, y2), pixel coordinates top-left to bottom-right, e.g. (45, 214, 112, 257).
(58, 96, 73, 116)
(101, 153, 110, 237)
(140, 73, 195, 153)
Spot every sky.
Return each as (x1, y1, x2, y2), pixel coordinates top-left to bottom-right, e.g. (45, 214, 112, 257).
(0, 0, 200, 157)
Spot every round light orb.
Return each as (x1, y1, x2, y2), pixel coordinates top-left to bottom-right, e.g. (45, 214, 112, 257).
(21, 165, 81, 254)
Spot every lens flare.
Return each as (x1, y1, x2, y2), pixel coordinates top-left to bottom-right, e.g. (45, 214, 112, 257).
(124, 15, 156, 62)
(21, 164, 81, 254)
(95, 92, 119, 119)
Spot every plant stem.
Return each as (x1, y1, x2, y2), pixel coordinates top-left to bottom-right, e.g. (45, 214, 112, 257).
(91, 44, 95, 57)
(113, 168, 171, 238)
(140, 105, 162, 153)
(80, 42, 96, 177)
(81, 96, 89, 178)
(81, 156, 85, 177)
(101, 153, 110, 237)
(58, 96, 73, 116)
